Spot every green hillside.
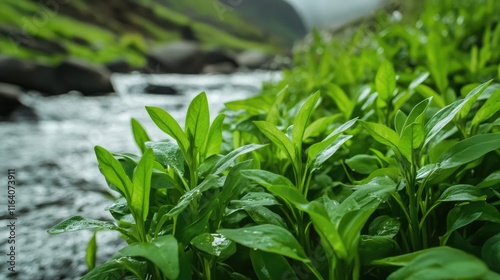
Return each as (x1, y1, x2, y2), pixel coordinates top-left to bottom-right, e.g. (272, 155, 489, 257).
(0, 0, 302, 66)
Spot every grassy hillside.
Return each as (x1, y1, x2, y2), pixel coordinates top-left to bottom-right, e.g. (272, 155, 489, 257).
(0, 0, 300, 66)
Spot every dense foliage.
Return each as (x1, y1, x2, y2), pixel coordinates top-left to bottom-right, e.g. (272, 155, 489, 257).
(0, 0, 285, 65)
(50, 0, 500, 279)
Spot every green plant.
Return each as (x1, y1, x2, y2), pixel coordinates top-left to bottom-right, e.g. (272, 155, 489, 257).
(48, 0, 500, 279)
(49, 92, 266, 279)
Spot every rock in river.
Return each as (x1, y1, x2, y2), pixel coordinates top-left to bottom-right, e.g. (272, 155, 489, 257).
(146, 41, 205, 74)
(236, 50, 273, 69)
(0, 56, 114, 96)
(0, 55, 61, 94)
(0, 83, 23, 118)
(55, 59, 114, 96)
(145, 41, 239, 74)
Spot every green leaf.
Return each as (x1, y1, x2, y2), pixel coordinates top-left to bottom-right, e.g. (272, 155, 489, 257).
(177, 206, 214, 245)
(131, 118, 151, 154)
(230, 192, 280, 208)
(241, 169, 295, 189)
(310, 134, 352, 170)
(437, 185, 486, 202)
(326, 84, 354, 118)
(345, 154, 380, 175)
(186, 92, 210, 152)
(335, 177, 397, 257)
(264, 185, 347, 259)
(482, 234, 500, 273)
(266, 86, 289, 125)
(472, 87, 500, 128)
(292, 91, 321, 150)
(225, 94, 274, 114)
(119, 235, 179, 279)
(106, 197, 131, 221)
(477, 171, 500, 190)
(218, 160, 258, 206)
(146, 141, 184, 175)
(438, 133, 500, 170)
(409, 72, 430, 90)
(368, 215, 400, 238)
(479, 204, 500, 223)
(359, 121, 410, 160)
(403, 97, 431, 129)
(198, 154, 223, 177)
(191, 233, 236, 261)
(427, 32, 449, 94)
(146, 106, 190, 156)
(424, 81, 492, 147)
(48, 216, 132, 239)
(354, 167, 400, 185)
(131, 148, 155, 221)
(244, 205, 287, 228)
(152, 170, 179, 190)
(440, 202, 485, 245)
(250, 250, 298, 280)
(204, 114, 225, 158)
(308, 118, 358, 161)
(211, 144, 265, 175)
(167, 176, 219, 217)
(95, 146, 133, 199)
(415, 84, 445, 108)
(376, 61, 396, 100)
(254, 121, 296, 161)
(394, 110, 407, 135)
(218, 224, 310, 263)
(359, 235, 401, 265)
(303, 115, 343, 140)
(374, 247, 491, 280)
(82, 257, 147, 280)
(402, 121, 426, 152)
(86, 232, 97, 270)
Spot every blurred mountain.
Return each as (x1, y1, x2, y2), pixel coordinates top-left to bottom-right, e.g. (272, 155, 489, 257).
(285, 0, 385, 30)
(217, 0, 307, 46)
(0, 0, 305, 66)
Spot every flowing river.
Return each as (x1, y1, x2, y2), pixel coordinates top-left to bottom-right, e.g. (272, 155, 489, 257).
(0, 71, 281, 279)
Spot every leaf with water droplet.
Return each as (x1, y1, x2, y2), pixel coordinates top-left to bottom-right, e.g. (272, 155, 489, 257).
(145, 141, 185, 175)
(191, 233, 236, 261)
(218, 224, 309, 263)
(167, 175, 219, 217)
(368, 215, 400, 238)
(119, 235, 179, 279)
(250, 250, 298, 280)
(82, 256, 147, 280)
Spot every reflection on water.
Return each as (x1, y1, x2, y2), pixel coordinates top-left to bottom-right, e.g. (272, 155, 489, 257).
(0, 71, 281, 279)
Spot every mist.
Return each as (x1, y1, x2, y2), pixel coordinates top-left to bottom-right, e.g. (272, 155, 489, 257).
(284, 0, 386, 30)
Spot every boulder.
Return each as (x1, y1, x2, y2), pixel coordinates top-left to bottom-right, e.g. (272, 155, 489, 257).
(202, 62, 237, 74)
(55, 59, 114, 96)
(0, 56, 63, 94)
(203, 49, 238, 67)
(143, 84, 179, 95)
(0, 83, 26, 119)
(236, 50, 273, 69)
(105, 59, 132, 73)
(146, 41, 205, 74)
(0, 56, 114, 96)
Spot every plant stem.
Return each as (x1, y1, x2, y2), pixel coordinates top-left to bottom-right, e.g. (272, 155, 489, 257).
(405, 169, 421, 251)
(306, 262, 324, 280)
(203, 258, 212, 280)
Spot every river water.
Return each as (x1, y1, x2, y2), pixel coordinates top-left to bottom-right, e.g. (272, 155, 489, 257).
(0, 71, 281, 280)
